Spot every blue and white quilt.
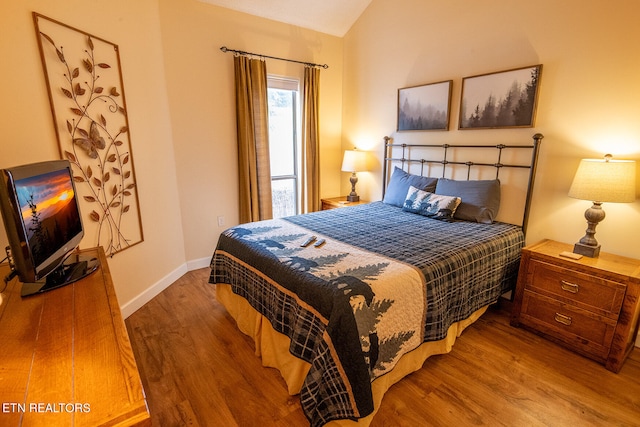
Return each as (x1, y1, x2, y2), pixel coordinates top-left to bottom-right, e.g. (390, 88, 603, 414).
(209, 202, 524, 426)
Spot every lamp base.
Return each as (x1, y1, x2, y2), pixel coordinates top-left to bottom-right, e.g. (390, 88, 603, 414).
(573, 241, 600, 258)
(347, 172, 360, 202)
(572, 201, 605, 258)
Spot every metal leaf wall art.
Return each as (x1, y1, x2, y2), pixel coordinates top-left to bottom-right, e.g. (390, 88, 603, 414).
(34, 13, 143, 256)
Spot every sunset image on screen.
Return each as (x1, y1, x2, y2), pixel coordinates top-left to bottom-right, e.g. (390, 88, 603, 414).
(15, 168, 82, 266)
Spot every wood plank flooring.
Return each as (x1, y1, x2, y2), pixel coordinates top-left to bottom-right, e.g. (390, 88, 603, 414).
(125, 268, 640, 426)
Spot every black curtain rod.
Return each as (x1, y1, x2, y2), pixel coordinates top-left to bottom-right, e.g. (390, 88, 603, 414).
(220, 46, 328, 69)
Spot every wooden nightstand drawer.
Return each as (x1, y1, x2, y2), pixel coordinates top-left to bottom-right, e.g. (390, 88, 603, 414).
(520, 291, 617, 360)
(528, 259, 626, 318)
(511, 239, 640, 373)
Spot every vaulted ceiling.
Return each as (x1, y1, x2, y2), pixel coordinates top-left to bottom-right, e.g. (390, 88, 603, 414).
(196, 0, 372, 37)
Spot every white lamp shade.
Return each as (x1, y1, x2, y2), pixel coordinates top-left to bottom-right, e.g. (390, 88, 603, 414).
(341, 150, 368, 172)
(568, 158, 636, 203)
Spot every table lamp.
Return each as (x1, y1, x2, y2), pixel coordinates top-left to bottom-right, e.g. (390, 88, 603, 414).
(568, 154, 636, 257)
(341, 149, 368, 202)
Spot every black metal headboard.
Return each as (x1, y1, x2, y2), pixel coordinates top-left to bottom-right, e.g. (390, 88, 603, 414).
(382, 133, 543, 234)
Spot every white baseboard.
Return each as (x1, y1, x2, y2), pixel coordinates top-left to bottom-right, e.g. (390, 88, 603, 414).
(187, 256, 211, 270)
(121, 263, 188, 318)
(120, 257, 211, 319)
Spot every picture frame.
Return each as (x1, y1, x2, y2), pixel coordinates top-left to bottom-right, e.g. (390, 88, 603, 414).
(33, 13, 144, 256)
(459, 65, 542, 130)
(398, 80, 452, 131)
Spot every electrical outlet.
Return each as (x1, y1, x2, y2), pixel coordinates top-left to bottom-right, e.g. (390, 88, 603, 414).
(217, 216, 225, 227)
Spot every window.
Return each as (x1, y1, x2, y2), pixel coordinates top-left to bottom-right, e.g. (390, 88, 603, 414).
(268, 76, 300, 218)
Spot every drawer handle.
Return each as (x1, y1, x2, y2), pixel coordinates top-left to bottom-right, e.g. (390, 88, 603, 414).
(560, 280, 579, 294)
(554, 312, 572, 326)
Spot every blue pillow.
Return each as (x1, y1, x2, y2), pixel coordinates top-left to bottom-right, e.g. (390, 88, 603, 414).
(383, 167, 438, 207)
(402, 186, 461, 221)
(435, 178, 500, 223)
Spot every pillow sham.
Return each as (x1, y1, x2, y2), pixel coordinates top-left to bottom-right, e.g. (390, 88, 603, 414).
(402, 186, 461, 221)
(435, 178, 500, 224)
(383, 166, 438, 207)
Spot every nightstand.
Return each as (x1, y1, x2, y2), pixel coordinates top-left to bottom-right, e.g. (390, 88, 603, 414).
(511, 239, 640, 373)
(321, 196, 369, 210)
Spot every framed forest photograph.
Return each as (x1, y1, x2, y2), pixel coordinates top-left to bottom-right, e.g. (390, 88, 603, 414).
(398, 80, 452, 131)
(459, 65, 542, 130)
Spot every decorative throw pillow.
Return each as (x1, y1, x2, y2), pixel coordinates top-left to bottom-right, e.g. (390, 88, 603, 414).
(402, 186, 461, 221)
(383, 167, 438, 208)
(435, 178, 500, 224)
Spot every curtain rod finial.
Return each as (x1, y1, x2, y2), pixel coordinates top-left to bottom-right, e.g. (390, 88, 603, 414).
(220, 46, 228, 52)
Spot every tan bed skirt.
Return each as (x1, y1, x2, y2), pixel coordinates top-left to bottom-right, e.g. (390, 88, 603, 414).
(216, 283, 487, 426)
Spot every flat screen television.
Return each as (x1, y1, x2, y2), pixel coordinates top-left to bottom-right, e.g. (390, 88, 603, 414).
(0, 160, 98, 296)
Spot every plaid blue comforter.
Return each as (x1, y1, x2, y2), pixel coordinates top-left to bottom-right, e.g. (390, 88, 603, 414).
(209, 202, 524, 426)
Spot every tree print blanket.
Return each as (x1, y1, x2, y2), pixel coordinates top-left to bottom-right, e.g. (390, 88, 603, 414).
(210, 202, 524, 426)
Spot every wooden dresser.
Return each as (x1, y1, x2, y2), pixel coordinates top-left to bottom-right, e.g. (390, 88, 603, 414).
(511, 239, 640, 373)
(0, 247, 150, 426)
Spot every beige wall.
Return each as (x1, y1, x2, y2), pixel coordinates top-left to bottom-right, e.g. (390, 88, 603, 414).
(1, 0, 638, 363)
(156, 0, 344, 263)
(0, 0, 187, 311)
(0, 0, 343, 314)
(342, 0, 640, 260)
(1, 0, 639, 316)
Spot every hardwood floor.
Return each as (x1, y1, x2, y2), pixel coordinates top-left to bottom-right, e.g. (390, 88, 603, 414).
(125, 268, 640, 426)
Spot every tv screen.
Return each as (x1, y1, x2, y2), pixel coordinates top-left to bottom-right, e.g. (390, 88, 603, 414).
(0, 160, 98, 296)
(16, 168, 83, 270)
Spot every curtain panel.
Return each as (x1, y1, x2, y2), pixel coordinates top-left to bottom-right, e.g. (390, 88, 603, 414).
(302, 66, 321, 213)
(234, 55, 273, 223)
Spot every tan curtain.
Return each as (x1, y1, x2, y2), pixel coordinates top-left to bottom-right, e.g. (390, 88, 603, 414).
(302, 66, 321, 213)
(234, 55, 272, 223)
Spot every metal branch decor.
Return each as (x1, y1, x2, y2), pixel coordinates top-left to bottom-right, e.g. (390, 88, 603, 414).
(33, 13, 143, 256)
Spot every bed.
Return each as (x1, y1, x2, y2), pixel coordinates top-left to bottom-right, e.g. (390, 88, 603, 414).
(209, 134, 543, 426)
